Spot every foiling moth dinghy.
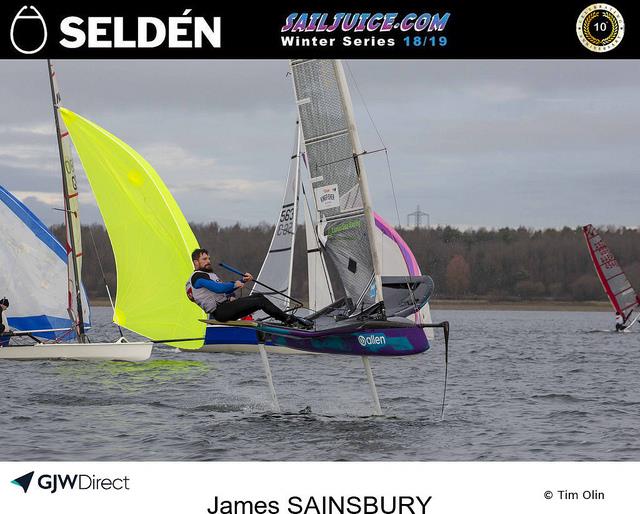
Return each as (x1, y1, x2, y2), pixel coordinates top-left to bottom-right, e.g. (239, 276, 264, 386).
(195, 120, 437, 353)
(583, 224, 640, 331)
(0, 61, 152, 361)
(209, 59, 450, 415)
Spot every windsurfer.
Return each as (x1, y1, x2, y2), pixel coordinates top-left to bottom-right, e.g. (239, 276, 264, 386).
(186, 249, 312, 327)
(615, 311, 626, 332)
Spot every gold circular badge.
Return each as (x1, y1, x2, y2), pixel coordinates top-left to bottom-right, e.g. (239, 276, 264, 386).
(577, 4, 625, 52)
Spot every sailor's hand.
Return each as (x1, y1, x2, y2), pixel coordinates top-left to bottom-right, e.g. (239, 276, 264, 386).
(234, 280, 245, 289)
(242, 273, 253, 283)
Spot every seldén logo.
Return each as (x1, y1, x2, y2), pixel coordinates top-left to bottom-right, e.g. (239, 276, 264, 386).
(9, 5, 221, 54)
(10, 471, 131, 494)
(10, 6, 47, 54)
(11, 471, 35, 493)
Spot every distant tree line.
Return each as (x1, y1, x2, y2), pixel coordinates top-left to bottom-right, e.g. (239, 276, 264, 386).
(51, 224, 640, 303)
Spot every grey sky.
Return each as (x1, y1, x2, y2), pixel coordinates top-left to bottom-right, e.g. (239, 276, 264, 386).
(0, 59, 638, 229)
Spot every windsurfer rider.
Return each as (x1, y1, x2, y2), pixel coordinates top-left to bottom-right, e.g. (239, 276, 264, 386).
(186, 249, 312, 327)
(615, 311, 626, 332)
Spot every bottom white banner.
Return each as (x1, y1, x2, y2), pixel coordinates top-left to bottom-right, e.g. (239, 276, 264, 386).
(0, 462, 636, 513)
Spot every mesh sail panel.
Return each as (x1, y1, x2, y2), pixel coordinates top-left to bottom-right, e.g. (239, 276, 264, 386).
(291, 59, 375, 305)
(323, 216, 376, 308)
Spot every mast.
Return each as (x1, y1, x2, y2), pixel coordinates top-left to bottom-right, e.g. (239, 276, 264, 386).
(333, 60, 383, 302)
(286, 121, 302, 307)
(47, 60, 87, 342)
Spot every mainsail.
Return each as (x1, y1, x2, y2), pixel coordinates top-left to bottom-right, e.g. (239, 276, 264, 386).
(251, 122, 301, 311)
(60, 108, 204, 348)
(0, 185, 90, 339)
(48, 60, 88, 338)
(290, 59, 382, 310)
(583, 224, 640, 321)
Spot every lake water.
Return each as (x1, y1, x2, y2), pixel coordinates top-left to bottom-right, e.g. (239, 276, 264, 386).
(1, 307, 638, 461)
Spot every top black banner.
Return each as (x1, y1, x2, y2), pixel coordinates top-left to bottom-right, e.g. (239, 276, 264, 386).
(3, 0, 638, 58)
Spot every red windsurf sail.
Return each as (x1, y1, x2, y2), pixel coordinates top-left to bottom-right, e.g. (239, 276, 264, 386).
(583, 224, 639, 321)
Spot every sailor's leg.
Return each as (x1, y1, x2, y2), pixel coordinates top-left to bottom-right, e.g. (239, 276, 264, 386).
(213, 295, 267, 322)
(249, 294, 292, 323)
(213, 294, 290, 323)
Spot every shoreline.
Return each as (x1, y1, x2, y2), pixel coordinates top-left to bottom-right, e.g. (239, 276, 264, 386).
(89, 298, 612, 312)
(429, 299, 611, 312)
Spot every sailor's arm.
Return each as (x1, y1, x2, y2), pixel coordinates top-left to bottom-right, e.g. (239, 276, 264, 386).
(193, 277, 242, 293)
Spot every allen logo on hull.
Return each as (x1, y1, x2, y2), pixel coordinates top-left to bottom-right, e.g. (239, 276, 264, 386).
(358, 333, 387, 347)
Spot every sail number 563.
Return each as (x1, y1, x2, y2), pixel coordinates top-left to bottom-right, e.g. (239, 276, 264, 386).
(277, 207, 294, 236)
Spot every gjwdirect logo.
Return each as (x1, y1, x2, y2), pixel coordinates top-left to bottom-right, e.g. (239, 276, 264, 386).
(358, 333, 387, 347)
(576, 4, 624, 53)
(10, 470, 131, 494)
(9, 5, 221, 54)
(11, 471, 35, 493)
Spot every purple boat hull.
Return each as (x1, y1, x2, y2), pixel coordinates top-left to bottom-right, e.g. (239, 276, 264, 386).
(262, 324, 430, 356)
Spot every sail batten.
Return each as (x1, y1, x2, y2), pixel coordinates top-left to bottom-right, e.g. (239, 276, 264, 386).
(60, 108, 204, 348)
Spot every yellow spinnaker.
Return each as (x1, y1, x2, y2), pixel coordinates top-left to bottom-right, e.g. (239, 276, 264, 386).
(60, 108, 204, 349)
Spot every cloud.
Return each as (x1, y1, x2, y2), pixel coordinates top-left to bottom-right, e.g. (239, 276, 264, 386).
(139, 143, 217, 172)
(1, 60, 638, 229)
(0, 122, 55, 136)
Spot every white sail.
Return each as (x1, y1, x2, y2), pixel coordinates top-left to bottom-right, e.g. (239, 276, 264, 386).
(290, 59, 382, 310)
(0, 186, 89, 339)
(48, 60, 88, 339)
(251, 122, 301, 312)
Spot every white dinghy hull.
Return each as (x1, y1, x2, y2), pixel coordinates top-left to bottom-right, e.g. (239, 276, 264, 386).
(0, 340, 153, 361)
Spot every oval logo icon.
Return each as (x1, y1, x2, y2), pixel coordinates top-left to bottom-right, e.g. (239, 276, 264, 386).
(10, 6, 48, 55)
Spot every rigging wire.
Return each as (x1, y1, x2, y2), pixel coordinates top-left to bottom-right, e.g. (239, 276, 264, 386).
(344, 61, 402, 228)
(88, 226, 124, 338)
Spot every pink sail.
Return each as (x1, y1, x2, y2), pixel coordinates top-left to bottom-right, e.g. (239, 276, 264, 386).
(583, 224, 639, 320)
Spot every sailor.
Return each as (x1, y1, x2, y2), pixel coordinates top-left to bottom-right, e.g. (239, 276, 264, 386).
(615, 311, 626, 332)
(0, 297, 12, 347)
(186, 248, 312, 327)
